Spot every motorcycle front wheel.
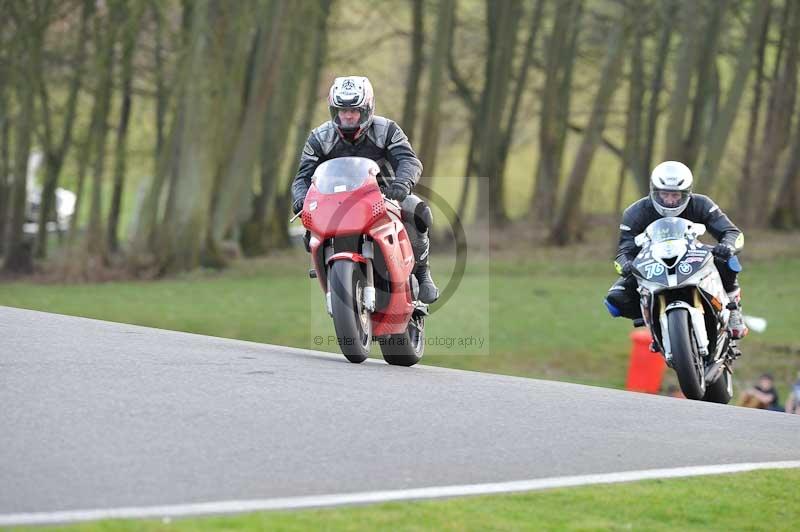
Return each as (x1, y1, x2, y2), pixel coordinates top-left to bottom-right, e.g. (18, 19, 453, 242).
(703, 364, 733, 404)
(329, 260, 371, 363)
(667, 308, 706, 400)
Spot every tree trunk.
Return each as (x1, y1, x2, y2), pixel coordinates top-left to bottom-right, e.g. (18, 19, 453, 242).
(190, 2, 258, 266)
(128, 108, 180, 265)
(531, 0, 582, 223)
(737, 2, 771, 218)
(4, 2, 46, 273)
(683, 0, 726, 169)
(127, 1, 193, 267)
(761, 0, 791, 144)
(293, 0, 332, 162)
(475, 0, 521, 226)
(156, 2, 196, 243)
(85, 6, 120, 263)
(663, 1, 700, 161)
(769, 117, 800, 228)
(276, 0, 333, 250)
(447, 0, 484, 221)
(766, 2, 800, 226)
(157, 0, 215, 273)
(401, 0, 424, 141)
(549, 15, 628, 246)
(67, 123, 93, 242)
(622, 0, 647, 199)
(108, 1, 144, 253)
(0, 40, 11, 254)
(417, 0, 455, 183)
(448, 0, 477, 171)
(244, 2, 313, 255)
(152, 0, 168, 161)
(208, 0, 288, 248)
(34, 0, 93, 259)
(496, 0, 544, 186)
(642, 0, 677, 191)
(4, 62, 35, 274)
(699, 0, 770, 195)
(446, 5, 479, 222)
(743, 2, 800, 227)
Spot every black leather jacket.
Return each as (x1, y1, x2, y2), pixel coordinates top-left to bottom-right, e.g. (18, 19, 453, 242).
(291, 116, 423, 205)
(615, 194, 743, 270)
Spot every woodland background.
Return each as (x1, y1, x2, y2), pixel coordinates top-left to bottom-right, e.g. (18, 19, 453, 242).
(2, 0, 800, 277)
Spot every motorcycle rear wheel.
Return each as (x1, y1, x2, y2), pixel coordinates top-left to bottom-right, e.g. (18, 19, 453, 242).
(667, 308, 706, 400)
(379, 315, 424, 367)
(330, 260, 371, 363)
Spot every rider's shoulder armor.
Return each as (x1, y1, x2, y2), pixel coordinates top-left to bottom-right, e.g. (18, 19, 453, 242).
(311, 121, 340, 156)
(627, 197, 653, 216)
(624, 197, 658, 231)
(685, 194, 718, 217)
(312, 117, 397, 155)
(366, 116, 393, 149)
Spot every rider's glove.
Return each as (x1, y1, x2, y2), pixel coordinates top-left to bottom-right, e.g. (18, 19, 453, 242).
(384, 179, 411, 202)
(712, 243, 735, 261)
(620, 262, 634, 278)
(292, 197, 305, 215)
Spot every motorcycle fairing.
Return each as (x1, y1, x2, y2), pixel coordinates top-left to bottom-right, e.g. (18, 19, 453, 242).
(304, 175, 415, 337)
(303, 180, 386, 239)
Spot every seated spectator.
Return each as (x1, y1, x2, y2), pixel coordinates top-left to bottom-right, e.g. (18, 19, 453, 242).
(738, 373, 782, 411)
(785, 371, 800, 415)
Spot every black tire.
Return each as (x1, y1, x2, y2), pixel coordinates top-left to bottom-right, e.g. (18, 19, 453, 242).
(667, 308, 706, 400)
(379, 315, 425, 367)
(329, 260, 371, 363)
(703, 365, 733, 404)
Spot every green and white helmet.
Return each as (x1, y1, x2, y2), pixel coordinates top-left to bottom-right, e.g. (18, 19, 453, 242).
(649, 161, 693, 217)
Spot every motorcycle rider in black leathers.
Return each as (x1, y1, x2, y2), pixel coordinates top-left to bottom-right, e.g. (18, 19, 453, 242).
(290, 76, 439, 304)
(605, 160, 749, 340)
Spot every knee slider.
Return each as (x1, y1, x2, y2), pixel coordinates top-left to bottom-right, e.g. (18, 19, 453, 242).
(605, 285, 640, 319)
(414, 202, 432, 233)
(605, 289, 627, 314)
(400, 194, 432, 233)
(604, 298, 622, 318)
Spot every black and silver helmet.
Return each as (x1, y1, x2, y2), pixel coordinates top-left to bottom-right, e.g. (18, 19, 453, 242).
(328, 76, 375, 141)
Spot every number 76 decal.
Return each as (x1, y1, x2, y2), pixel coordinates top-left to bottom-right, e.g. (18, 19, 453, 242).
(643, 263, 665, 278)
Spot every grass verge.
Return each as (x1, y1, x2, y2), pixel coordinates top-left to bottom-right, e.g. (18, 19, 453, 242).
(1, 241, 799, 395)
(21, 468, 800, 531)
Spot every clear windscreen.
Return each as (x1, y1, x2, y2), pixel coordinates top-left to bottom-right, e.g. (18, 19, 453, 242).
(647, 217, 691, 244)
(312, 157, 378, 194)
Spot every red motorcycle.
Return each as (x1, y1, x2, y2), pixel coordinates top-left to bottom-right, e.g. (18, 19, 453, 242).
(298, 157, 427, 366)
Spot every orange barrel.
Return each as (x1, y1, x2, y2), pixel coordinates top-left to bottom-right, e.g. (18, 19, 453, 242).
(625, 329, 666, 393)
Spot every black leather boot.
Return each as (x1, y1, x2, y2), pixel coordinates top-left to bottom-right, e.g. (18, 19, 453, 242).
(412, 230, 439, 304)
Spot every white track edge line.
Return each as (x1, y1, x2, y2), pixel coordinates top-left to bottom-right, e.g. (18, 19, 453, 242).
(2, 460, 799, 526)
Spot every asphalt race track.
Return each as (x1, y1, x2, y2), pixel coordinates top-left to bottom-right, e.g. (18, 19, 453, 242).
(2, 306, 799, 524)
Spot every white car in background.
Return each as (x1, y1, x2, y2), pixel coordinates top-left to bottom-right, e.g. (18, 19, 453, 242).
(22, 151, 76, 235)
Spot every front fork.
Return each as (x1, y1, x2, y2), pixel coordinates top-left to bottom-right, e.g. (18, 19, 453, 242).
(659, 300, 710, 360)
(322, 237, 376, 315)
(640, 289, 710, 365)
(362, 239, 375, 312)
(642, 287, 740, 383)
